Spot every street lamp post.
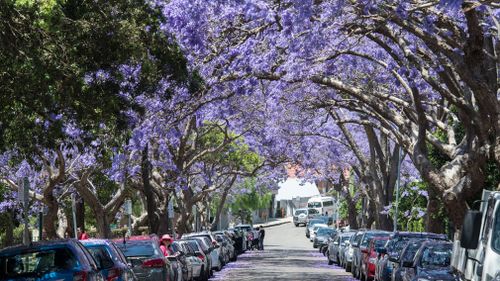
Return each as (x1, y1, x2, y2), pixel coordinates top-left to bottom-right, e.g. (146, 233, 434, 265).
(393, 146, 403, 232)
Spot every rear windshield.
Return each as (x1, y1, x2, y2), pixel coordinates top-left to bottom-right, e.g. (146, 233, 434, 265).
(116, 241, 158, 257)
(295, 210, 307, 215)
(421, 245, 452, 268)
(308, 209, 320, 214)
(308, 219, 323, 226)
(0, 247, 78, 279)
(317, 228, 334, 236)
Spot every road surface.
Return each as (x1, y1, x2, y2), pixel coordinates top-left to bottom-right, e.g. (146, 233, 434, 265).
(209, 222, 354, 280)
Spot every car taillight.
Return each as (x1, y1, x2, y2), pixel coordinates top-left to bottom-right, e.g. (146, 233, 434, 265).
(107, 268, 120, 281)
(197, 254, 205, 261)
(74, 271, 87, 281)
(142, 258, 166, 268)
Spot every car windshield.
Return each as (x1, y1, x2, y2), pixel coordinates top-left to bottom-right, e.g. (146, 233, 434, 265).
(116, 241, 158, 257)
(308, 209, 320, 214)
(317, 228, 334, 236)
(186, 241, 201, 252)
(308, 202, 322, 208)
(421, 245, 452, 268)
(402, 241, 423, 263)
(295, 210, 307, 215)
(0, 247, 78, 279)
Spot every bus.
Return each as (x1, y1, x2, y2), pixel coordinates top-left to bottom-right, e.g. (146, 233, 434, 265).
(307, 196, 335, 216)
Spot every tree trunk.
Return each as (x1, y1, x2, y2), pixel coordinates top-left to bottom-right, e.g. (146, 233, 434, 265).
(43, 194, 60, 239)
(142, 145, 159, 234)
(76, 196, 85, 231)
(95, 213, 112, 238)
(425, 188, 444, 233)
(211, 187, 231, 231)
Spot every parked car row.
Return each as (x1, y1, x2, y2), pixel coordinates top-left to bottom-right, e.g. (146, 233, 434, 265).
(315, 228, 458, 281)
(0, 228, 248, 281)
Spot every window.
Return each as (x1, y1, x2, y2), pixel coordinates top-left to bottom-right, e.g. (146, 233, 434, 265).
(420, 245, 452, 268)
(308, 209, 319, 215)
(308, 202, 322, 208)
(86, 246, 114, 269)
(323, 201, 334, 207)
(0, 247, 78, 279)
(116, 241, 158, 257)
(492, 205, 500, 253)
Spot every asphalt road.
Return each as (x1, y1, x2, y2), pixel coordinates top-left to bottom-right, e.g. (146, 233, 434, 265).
(209, 223, 354, 281)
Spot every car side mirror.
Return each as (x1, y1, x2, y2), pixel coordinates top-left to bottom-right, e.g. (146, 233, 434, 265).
(460, 210, 482, 249)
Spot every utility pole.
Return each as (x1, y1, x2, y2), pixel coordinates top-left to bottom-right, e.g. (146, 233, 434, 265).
(393, 146, 403, 232)
(71, 193, 78, 239)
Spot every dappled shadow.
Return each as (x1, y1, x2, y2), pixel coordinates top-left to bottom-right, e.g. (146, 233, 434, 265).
(210, 248, 353, 281)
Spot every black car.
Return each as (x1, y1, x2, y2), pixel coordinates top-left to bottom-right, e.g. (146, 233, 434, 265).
(402, 241, 456, 281)
(390, 239, 426, 281)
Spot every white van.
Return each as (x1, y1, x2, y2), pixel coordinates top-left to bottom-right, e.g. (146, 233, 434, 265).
(307, 196, 335, 216)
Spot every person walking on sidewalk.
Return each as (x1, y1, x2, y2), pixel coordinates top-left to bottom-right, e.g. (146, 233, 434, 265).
(258, 226, 265, 250)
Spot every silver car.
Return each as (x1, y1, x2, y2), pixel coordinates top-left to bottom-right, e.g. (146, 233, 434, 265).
(184, 234, 223, 272)
(328, 231, 355, 265)
(293, 208, 309, 226)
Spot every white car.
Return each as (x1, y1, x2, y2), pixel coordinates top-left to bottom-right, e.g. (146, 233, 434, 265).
(293, 208, 309, 226)
(309, 224, 329, 242)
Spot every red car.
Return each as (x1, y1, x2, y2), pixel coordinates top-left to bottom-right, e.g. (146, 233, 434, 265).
(361, 236, 389, 281)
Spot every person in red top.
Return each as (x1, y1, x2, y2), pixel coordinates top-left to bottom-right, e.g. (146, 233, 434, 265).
(159, 234, 173, 256)
(77, 227, 89, 240)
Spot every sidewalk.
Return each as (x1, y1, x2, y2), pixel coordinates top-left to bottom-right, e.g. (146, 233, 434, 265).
(258, 217, 292, 228)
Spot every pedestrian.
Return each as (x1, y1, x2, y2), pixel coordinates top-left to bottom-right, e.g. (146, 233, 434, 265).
(77, 227, 89, 240)
(258, 225, 265, 250)
(159, 234, 174, 256)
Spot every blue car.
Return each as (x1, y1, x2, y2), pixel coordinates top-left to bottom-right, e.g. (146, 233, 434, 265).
(0, 239, 104, 281)
(81, 239, 138, 281)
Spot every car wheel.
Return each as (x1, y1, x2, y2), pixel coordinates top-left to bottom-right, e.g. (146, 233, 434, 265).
(328, 258, 334, 265)
(295, 223, 299, 227)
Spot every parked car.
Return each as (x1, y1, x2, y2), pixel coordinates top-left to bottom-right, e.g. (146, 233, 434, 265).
(360, 236, 389, 281)
(306, 219, 326, 238)
(390, 239, 426, 281)
(328, 231, 355, 266)
(402, 241, 456, 281)
(293, 208, 309, 226)
(81, 239, 138, 281)
(115, 235, 173, 281)
(233, 225, 258, 250)
(0, 239, 104, 281)
(183, 234, 222, 272)
(375, 232, 448, 281)
(213, 234, 230, 265)
(353, 230, 390, 279)
(344, 231, 363, 272)
(309, 224, 329, 242)
(214, 233, 236, 262)
(183, 239, 211, 280)
(313, 227, 336, 249)
(172, 240, 204, 281)
(227, 228, 246, 254)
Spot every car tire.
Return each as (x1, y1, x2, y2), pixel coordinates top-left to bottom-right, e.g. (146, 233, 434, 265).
(295, 223, 299, 227)
(328, 258, 334, 265)
(346, 263, 351, 272)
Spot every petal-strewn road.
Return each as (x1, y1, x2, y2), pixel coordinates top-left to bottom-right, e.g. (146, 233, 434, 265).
(209, 223, 355, 280)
